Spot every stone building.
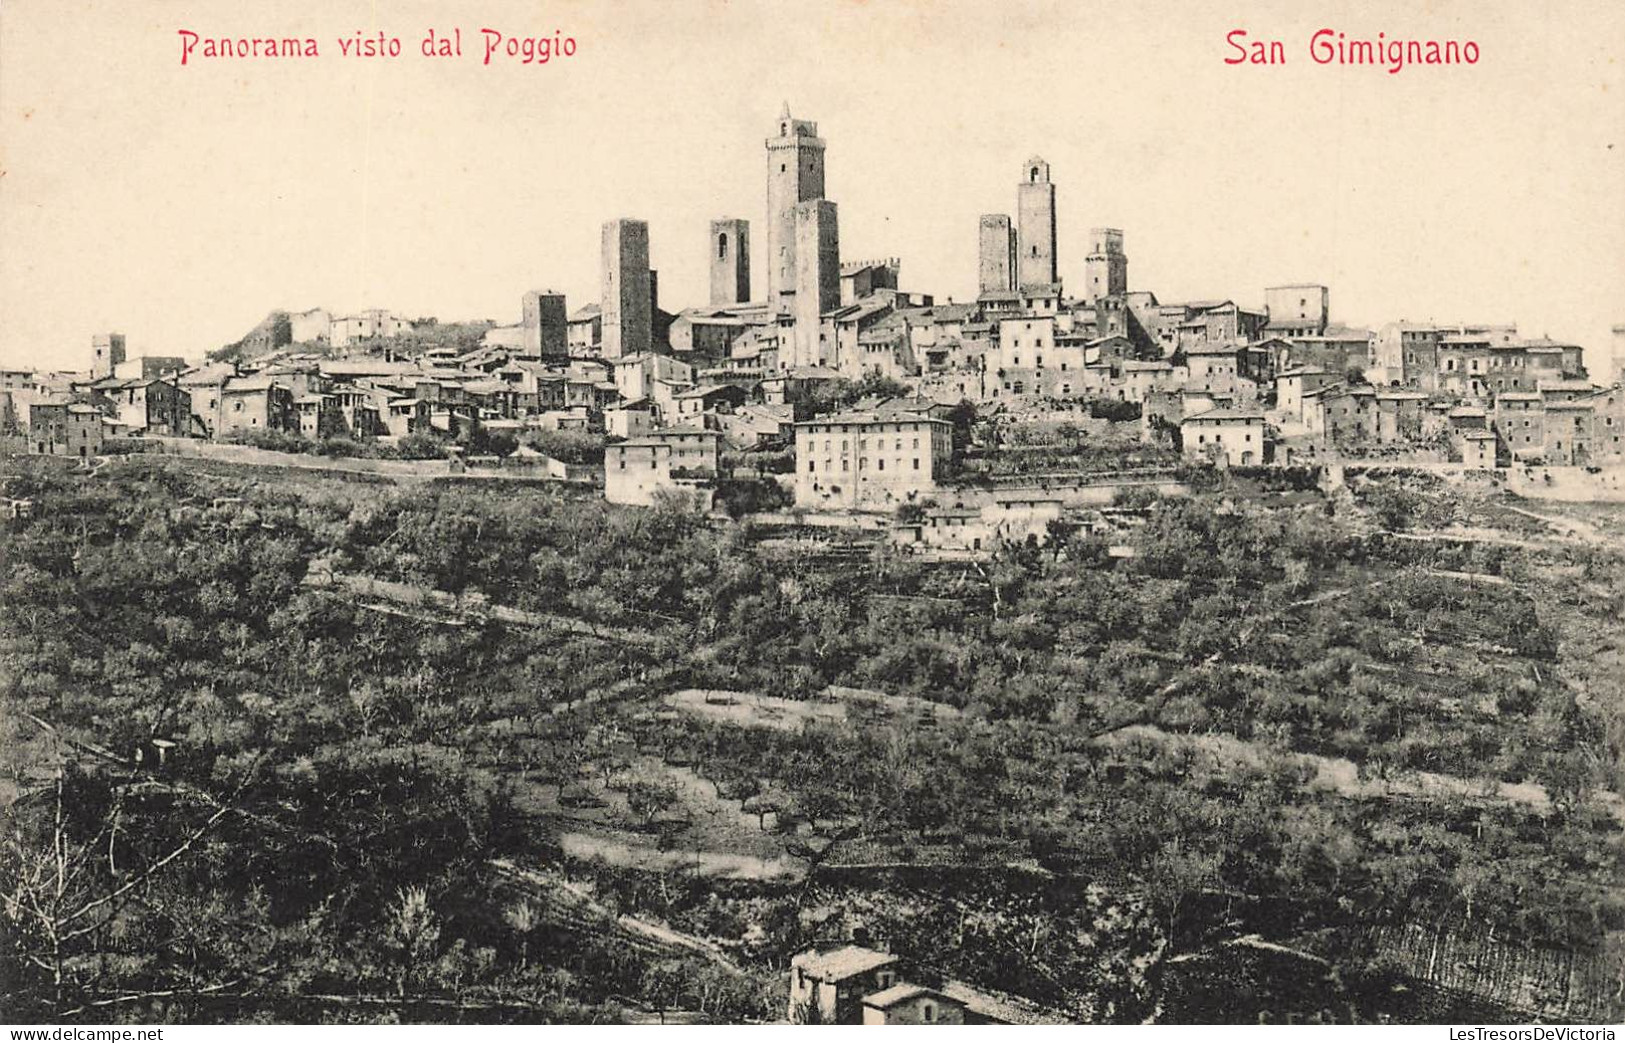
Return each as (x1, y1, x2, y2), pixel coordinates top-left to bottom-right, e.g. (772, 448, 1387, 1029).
(1016, 157, 1058, 292)
(601, 220, 653, 358)
(604, 427, 718, 507)
(1265, 284, 1329, 338)
(289, 307, 332, 344)
(110, 356, 187, 382)
(29, 398, 104, 459)
(217, 376, 295, 437)
(329, 310, 413, 348)
(794, 408, 954, 510)
(792, 200, 840, 368)
(1181, 407, 1267, 466)
(789, 946, 902, 1024)
(1084, 227, 1127, 303)
(94, 377, 192, 436)
(978, 214, 1015, 294)
(521, 290, 568, 359)
(839, 259, 899, 305)
(91, 333, 126, 380)
(862, 985, 966, 1026)
(765, 105, 827, 307)
(567, 304, 602, 353)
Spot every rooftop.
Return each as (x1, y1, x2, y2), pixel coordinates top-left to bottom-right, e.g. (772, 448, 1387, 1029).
(862, 983, 954, 1010)
(1184, 408, 1265, 423)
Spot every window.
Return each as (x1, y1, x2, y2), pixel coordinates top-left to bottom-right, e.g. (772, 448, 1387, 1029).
(912, 458, 919, 470)
(924, 1003, 936, 1023)
(808, 460, 815, 472)
(717, 233, 728, 259)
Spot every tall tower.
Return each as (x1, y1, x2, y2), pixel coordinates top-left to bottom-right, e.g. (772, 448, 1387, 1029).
(91, 333, 126, 379)
(1084, 228, 1127, 304)
(710, 219, 751, 306)
(521, 290, 568, 358)
(792, 200, 839, 368)
(601, 220, 652, 358)
(1016, 157, 1057, 292)
(765, 104, 827, 308)
(978, 214, 1015, 294)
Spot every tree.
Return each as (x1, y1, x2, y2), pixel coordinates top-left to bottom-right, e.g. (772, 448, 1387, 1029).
(0, 727, 243, 1019)
(625, 779, 681, 829)
(384, 886, 442, 998)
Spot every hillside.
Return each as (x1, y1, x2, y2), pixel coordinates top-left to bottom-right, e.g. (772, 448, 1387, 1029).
(1, 453, 1620, 1023)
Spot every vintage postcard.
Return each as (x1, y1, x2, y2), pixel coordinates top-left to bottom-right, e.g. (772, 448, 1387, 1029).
(1, 0, 1622, 1031)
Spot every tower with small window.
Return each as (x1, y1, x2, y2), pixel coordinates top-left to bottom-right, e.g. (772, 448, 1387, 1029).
(765, 103, 827, 307)
(709, 218, 751, 306)
(1085, 227, 1127, 303)
(1016, 157, 1057, 292)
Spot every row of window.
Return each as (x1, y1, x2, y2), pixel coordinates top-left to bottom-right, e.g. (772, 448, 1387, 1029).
(808, 457, 922, 473)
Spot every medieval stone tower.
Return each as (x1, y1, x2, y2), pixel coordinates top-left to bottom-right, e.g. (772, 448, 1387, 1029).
(521, 290, 568, 358)
(978, 214, 1016, 294)
(791, 200, 840, 367)
(1016, 157, 1057, 292)
(710, 219, 751, 306)
(1084, 228, 1127, 304)
(91, 333, 126, 379)
(765, 104, 828, 308)
(601, 219, 652, 358)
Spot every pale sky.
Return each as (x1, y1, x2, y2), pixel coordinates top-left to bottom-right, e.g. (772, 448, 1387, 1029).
(2, 0, 1622, 374)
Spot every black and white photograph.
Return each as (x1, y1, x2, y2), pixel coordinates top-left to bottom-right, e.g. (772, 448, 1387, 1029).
(1, 0, 1623, 1030)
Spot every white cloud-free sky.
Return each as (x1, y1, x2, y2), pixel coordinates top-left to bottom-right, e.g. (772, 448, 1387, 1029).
(2, 0, 1622, 373)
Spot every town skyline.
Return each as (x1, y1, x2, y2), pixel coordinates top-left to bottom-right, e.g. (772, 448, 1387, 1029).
(2, 0, 1622, 373)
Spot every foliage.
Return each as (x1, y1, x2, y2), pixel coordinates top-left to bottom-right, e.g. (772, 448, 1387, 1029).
(2, 456, 1620, 1024)
(713, 478, 793, 520)
(521, 428, 606, 466)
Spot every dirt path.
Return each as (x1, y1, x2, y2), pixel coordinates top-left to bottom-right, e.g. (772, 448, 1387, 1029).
(304, 570, 670, 650)
(1105, 723, 1624, 822)
(1499, 503, 1606, 543)
(557, 832, 804, 881)
(490, 858, 749, 972)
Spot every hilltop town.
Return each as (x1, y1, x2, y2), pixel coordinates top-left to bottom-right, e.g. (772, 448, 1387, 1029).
(2, 107, 1624, 1027)
(5, 104, 1623, 537)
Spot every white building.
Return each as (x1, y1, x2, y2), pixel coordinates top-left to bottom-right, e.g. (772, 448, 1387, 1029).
(1181, 408, 1267, 466)
(794, 408, 954, 510)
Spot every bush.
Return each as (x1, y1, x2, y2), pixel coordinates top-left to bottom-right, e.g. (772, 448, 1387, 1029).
(713, 478, 793, 519)
(522, 428, 606, 465)
(227, 428, 316, 455)
(396, 431, 450, 460)
(101, 438, 155, 456)
(1088, 398, 1142, 423)
(317, 437, 368, 458)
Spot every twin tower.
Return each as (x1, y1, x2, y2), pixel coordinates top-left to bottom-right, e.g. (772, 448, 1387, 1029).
(707, 105, 838, 366)
(979, 158, 1127, 303)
